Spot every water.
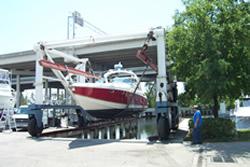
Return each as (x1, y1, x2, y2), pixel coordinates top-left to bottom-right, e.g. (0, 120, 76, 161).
(80, 117, 157, 140)
(136, 117, 157, 139)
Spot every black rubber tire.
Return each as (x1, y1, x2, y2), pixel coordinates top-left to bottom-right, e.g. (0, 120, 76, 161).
(28, 117, 43, 137)
(157, 116, 170, 140)
(12, 128, 17, 132)
(28, 117, 37, 137)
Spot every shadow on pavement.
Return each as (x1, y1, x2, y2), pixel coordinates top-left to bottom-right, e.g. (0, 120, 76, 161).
(27, 136, 76, 142)
(205, 142, 249, 157)
(185, 141, 250, 163)
(68, 139, 116, 149)
(147, 129, 188, 145)
(68, 139, 151, 149)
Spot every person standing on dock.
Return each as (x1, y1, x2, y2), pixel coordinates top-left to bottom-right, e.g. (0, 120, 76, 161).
(192, 105, 202, 144)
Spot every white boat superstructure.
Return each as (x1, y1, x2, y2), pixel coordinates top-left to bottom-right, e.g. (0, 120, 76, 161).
(234, 97, 250, 129)
(0, 69, 15, 109)
(235, 98, 250, 117)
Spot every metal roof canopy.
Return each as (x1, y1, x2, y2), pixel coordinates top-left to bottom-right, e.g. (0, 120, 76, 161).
(0, 31, 159, 91)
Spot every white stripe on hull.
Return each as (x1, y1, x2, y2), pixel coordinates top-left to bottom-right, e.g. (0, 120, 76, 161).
(74, 94, 146, 111)
(73, 82, 146, 98)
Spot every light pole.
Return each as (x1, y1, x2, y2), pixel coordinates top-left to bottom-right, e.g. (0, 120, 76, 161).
(67, 11, 83, 39)
(67, 15, 71, 39)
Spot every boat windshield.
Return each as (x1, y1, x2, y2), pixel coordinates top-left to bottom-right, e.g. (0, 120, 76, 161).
(0, 71, 10, 84)
(111, 77, 137, 84)
(96, 78, 105, 83)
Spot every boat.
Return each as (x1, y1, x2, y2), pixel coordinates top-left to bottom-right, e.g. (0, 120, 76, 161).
(71, 63, 148, 118)
(0, 69, 15, 110)
(233, 97, 250, 129)
(234, 97, 250, 117)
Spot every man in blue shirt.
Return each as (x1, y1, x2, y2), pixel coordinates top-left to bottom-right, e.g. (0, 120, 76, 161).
(192, 105, 202, 144)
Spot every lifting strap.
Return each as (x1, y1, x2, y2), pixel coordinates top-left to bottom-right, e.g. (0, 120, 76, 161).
(114, 31, 158, 117)
(136, 31, 157, 72)
(113, 66, 149, 118)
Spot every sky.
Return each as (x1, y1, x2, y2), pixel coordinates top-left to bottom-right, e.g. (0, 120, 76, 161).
(0, 0, 185, 54)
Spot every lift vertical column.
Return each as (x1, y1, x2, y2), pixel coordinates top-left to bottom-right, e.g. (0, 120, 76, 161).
(34, 46, 44, 105)
(27, 45, 45, 137)
(155, 28, 171, 140)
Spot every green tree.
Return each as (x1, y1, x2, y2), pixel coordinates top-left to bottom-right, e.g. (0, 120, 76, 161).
(20, 93, 28, 105)
(168, 0, 250, 117)
(145, 82, 156, 108)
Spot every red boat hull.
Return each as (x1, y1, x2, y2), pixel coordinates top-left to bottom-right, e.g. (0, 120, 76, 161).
(72, 86, 148, 118)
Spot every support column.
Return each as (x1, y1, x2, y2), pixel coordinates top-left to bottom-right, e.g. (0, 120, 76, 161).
(16, 74, 21, 108)
(115, 125, 120, 140)
(98, 129, 105, 139)
(57, 88, 60, 100)
(44, 79, 49, 103)
(87, 131, 93, 139)
(121, 124, 126, 138)
(106, 127, 110, 139)
(81, 132, 86, 139)
(49, 88, 52, 101)
(81, 133, 85, 139)
(87, 132, 91, 139)
(136, 119, 141, 139)
(64, 89, 67, 98)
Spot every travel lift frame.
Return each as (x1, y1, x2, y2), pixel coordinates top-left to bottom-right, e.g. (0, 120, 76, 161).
(28, 28, 179, 139)
(28, 43, 97, 136)
(137, 29, 178, 140)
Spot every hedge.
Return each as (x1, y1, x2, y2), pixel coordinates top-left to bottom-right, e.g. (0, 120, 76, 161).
(188, 118, 236, 140)
(237, 129, 250, 141)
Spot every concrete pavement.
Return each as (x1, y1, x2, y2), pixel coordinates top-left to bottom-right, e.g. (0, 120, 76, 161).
(0, 131, 250, 167)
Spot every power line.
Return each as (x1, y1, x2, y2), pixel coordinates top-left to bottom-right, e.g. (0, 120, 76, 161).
(84, 23, 106, 36)
(84, 19, 107, 35)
